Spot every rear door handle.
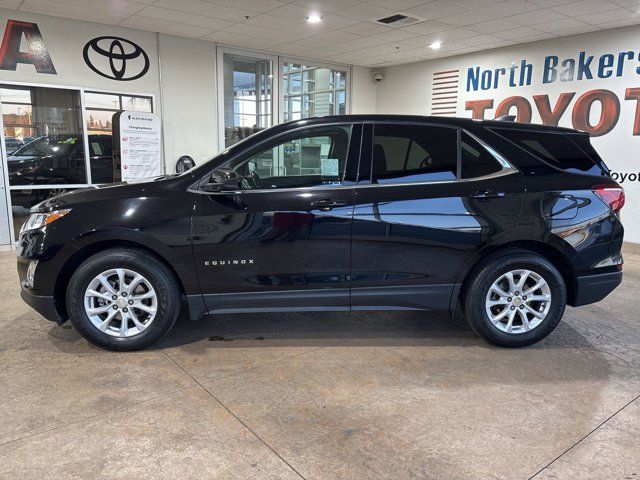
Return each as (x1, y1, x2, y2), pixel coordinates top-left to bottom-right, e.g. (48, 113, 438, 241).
(310, 199, 348, 211)
(472, 190, 505, 199)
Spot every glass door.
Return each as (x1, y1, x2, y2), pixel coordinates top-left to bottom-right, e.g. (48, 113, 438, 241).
(0, 84, 88, 239)
(218, 48, 277, 149)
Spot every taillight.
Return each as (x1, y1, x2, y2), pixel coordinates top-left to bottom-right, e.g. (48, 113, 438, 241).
(593, 185, 625, 213)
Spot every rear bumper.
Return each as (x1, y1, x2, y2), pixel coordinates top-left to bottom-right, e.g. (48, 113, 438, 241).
(20, 288, 64, 324)
(572, 271, 622, 307)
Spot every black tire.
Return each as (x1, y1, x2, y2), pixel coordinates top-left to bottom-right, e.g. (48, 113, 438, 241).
(66, 248, 181, 351)
(462, 249, 567, 348)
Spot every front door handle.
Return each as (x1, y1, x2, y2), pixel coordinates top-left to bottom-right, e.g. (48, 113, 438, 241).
(472, 190, 505, 199)
(310, 199, 348, 211)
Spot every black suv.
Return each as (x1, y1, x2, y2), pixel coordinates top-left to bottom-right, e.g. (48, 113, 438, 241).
(16, 115, 624, 351)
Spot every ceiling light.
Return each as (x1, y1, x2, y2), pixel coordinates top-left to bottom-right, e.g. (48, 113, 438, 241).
(305, 13, 324, 23)
(429, 40, 443, 50)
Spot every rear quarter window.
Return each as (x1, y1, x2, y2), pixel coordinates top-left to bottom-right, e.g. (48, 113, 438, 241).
(491, 128, 605, 176)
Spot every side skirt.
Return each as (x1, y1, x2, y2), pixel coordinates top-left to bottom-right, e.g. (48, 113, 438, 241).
(351, 284, 456, 311)
(187, 284, 458, 321)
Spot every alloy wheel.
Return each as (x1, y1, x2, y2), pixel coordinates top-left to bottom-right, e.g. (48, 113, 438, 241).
(485, 269, 551, 334)
(83, 268, 157, 337)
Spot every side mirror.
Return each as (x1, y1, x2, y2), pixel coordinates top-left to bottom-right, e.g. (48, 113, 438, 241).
(201, 168, 240, 192)
(176, 155, 196, 173)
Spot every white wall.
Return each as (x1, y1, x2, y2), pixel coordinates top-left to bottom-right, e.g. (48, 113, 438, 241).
(375, 61, 430, 114)
(158, 34, 217, 173)
(351, 66, 377, 114)
(376, 26, 640, 243)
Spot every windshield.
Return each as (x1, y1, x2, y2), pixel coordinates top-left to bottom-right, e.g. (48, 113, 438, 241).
(11, 135, 81, 158)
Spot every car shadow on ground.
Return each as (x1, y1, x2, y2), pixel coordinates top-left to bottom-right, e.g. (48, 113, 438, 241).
(38, 306, 598, 354)
(153, 308, 586, 351)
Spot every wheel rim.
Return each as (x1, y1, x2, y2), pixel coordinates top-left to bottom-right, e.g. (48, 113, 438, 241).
(84, 268, 158, 338)
(485, 269, 551, 335)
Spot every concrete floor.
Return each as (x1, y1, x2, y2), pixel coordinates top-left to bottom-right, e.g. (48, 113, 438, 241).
(0, 251, 639, 480)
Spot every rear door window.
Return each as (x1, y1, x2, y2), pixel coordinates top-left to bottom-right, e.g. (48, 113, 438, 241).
(492, 128, 604, 176)
(371, 124, 457, 184)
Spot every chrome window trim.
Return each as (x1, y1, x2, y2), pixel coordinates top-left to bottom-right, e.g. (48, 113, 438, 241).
(187, 120, 518, 195)
(187, 167, 518, 195)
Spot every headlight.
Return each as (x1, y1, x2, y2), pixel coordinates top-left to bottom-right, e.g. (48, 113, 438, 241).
(20, 209, 72, 233)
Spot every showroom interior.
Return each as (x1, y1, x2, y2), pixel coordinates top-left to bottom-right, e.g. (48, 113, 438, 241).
(0, 0, 639, 478)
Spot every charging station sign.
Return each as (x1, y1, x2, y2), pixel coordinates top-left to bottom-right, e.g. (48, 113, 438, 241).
(115, 111, 161, 182)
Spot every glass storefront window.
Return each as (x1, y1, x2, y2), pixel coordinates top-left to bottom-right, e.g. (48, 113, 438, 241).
(222, 52, 273, 148)
(0, 85, 153, 242)
(282, 62, 347, 122)
(122, 96, 152, 112)
(1, 85, 87, 186)
(86, 110, 114, 135)
(85, 92, 120, 109)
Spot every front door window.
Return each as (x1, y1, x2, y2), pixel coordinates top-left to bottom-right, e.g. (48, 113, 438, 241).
(224, 125, 352, 190)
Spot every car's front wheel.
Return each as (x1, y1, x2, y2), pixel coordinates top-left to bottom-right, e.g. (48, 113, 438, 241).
(463, 250, 567, 348)
(66, 248, 181, 351)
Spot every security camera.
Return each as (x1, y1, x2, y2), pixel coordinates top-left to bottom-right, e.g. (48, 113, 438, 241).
(372, 71, 384, 83)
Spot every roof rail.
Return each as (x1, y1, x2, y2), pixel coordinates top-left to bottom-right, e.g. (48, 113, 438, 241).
(495, 115, 516, 122)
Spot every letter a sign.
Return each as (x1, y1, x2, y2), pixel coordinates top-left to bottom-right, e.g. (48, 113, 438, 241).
(0, 19, 56, 74)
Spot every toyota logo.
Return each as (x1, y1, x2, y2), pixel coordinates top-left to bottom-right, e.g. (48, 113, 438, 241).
(83, 36, 149, 81)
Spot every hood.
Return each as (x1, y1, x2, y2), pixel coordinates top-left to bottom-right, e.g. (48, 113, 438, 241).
(32, 174, 187, 213)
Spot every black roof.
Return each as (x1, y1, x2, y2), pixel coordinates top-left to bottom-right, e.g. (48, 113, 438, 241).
(275, 114, 580, 134)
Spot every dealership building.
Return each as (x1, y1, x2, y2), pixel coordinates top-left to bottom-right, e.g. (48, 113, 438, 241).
(0, 2, 639, 250)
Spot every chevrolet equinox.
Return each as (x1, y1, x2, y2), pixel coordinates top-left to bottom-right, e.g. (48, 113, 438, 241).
(17, 115, 625, 351)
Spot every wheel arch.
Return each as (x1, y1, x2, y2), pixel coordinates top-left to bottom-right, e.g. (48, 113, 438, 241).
(54, 237, 190, 321)
(455, 240, 577, 308)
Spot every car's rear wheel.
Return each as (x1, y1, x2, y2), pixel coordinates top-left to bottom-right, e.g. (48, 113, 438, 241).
(463, 250, 566, 347)
(66, 248, 181, 351)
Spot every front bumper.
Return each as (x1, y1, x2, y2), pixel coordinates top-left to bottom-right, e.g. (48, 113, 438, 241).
(18, 254, 66, 324)
(20, 287, 64, 324)
(572, 271, 622, 307)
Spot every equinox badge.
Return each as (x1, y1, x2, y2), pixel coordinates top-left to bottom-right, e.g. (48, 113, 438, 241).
(204, 259, 255, 266)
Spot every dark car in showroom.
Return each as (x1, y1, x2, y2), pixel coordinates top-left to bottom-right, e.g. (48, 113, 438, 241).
(8, 134, 115, 188)
(16, 115, 624, 351)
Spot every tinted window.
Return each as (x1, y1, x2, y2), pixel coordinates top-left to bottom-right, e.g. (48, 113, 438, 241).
(460, 132, 502, 179)
(228, 125, 351, 190)
(492, 128, 604, 176)
(372, 124, 457, 184)
(567, 133, 608, 173)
